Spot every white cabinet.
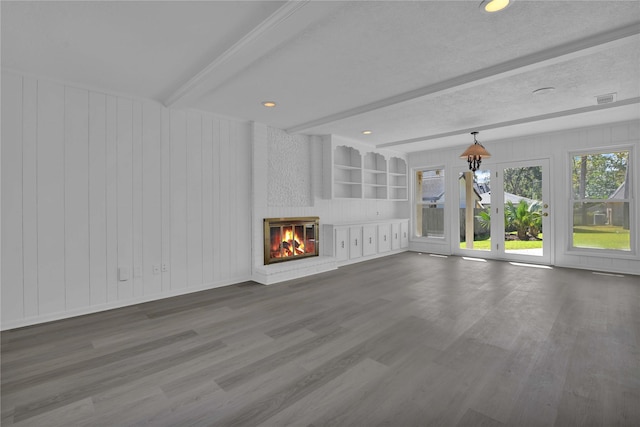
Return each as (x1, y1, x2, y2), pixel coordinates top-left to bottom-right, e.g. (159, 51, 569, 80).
(378, 223, 391, 253)
(323, 219, 409, 266)
(362, 225, 377, 257)
(349, 226, 363, 259)
(334, 227, 349, 262)
(401, 220, 409, 248)
(391, 223, 401, 250)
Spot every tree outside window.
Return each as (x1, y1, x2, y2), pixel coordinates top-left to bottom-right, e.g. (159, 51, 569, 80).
(571, 150, 631, 251)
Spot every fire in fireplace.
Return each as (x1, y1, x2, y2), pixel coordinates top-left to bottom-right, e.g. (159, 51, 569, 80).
(264, 217, 319, 265)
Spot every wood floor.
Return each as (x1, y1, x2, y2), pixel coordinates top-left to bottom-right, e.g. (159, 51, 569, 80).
(2, 253, 639, 426)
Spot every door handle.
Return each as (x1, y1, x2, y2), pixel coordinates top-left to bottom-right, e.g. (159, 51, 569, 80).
(543, 212, 549, 217)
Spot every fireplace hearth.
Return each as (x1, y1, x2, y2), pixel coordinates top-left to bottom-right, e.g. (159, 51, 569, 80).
(264, 217, 319, 265)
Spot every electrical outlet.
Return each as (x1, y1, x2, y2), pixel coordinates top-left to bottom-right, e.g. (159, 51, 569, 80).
(152, 265, 160, 275)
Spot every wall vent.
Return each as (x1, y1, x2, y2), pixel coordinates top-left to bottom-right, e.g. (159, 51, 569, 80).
(596, 93, 616, 105)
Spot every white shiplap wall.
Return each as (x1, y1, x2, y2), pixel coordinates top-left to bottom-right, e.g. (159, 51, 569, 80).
(408, 121, 640, 275)
(1, 70, 252, 329)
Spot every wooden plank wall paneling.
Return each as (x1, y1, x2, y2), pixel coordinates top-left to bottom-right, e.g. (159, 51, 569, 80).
(186, 111, 203, 287)
(64, 86, 91, 310)
(37, 79, 66, 316)
(1, 71, 24, 323)
(22, 76, 39, 318)
(1, 71, 252, 329)
(89, 92, 108, 307)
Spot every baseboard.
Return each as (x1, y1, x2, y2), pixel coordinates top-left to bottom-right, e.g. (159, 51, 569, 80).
(0, 275, 252, 331)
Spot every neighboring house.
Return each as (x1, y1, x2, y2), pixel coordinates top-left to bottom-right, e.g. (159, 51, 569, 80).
(421, 173, 445, 207)
(607, 181, 629, 227)
(479, 191, 537, 207)
(457, 174, 484, 209)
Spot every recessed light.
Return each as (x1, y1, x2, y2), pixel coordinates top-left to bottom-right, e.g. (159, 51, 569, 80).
(262, 101, 276, 108)
(532, 87, 555, 95)
(480, 0, 510, 12)
(362, 130, 372, 135)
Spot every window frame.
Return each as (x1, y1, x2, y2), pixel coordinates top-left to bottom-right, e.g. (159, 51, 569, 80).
(567, 145, 635, 256)
(412, 165, 448, 242)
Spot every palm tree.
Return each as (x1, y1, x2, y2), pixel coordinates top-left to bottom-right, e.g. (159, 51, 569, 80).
(476, 209, 491, 232)
(505, 200, 542, 240)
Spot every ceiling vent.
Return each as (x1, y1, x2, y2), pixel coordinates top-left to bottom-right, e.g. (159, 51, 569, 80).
(596, 93, 617, 105)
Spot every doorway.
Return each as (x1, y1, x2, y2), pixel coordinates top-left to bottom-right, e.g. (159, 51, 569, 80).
(455, 159, 552, 265)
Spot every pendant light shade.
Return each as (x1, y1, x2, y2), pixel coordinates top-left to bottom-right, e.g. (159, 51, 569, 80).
(460, 132, 491, 172)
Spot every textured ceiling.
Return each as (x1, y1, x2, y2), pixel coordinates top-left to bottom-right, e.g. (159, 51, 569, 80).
(2, 0, 639, 153)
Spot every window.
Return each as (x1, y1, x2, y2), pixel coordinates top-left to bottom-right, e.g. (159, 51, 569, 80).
(415, 168, 445, 238)
(571, 150, 632, 251)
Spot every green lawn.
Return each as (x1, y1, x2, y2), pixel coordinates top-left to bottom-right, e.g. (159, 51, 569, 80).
(573, 225, 630, 250)
(458, 225, 630, 251)
(459, 239, 542, 250)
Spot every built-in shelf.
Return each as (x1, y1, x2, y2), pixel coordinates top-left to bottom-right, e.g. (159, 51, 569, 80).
(332, 145, 362, 199)
(388, 157, 407, 200)
(363, 152, 387, 199)
(323, 137, 407, 200)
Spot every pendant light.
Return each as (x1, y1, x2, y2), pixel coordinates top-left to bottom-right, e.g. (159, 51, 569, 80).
(460, 132, 491, 172)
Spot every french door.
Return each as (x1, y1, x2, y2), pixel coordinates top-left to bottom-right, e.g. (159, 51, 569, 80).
(455, 159, 552, 265)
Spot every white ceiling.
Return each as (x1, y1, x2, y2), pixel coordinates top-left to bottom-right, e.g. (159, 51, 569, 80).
(2, 0, 639, 153)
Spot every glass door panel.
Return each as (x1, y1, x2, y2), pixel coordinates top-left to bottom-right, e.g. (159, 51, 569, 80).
(502, 165, 544, 257)
(455, 160, 551, 265)
(458, 169, 491, 252)
(500, 161, 550, 264)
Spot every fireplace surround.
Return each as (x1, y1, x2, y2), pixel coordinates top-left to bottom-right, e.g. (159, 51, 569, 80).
(264, 217, 319, 265)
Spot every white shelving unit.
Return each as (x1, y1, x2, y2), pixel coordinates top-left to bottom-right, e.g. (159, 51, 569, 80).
(323, 136, 407, 201)
(363, 152, 388, 200)
(388, 156, 408, 201)
(332, 145, 362, 199)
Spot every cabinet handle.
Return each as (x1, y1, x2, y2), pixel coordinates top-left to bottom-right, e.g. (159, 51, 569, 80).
(355, 238, 358, 246)
(384, 235, 387, 241)
(395, 233, 398, 239)
(369, 237, 372, 244)
(341, 241, 344, 248)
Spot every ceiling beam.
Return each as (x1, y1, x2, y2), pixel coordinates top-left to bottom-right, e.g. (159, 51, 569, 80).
(377, 97, 640, 149)
(286, 22, 640, 134)
(164, 1, 311, 108)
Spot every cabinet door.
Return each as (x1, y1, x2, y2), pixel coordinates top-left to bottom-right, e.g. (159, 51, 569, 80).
(349, 226, 363, 259)
(378, 224, 391, 253)
(362, 225, 377, 257)
(391, 223, 400, 250)
(400, 221, 409, 248)
(335, 227, 349, 261)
